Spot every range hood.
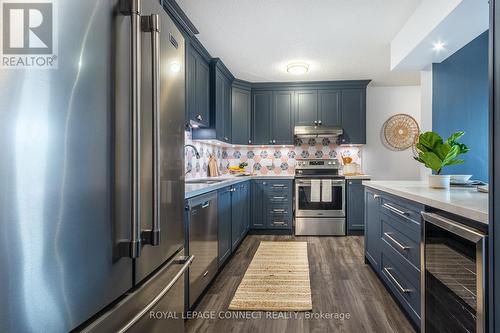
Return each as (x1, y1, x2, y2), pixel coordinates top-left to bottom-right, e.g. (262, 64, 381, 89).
(294, 126, 343, 138)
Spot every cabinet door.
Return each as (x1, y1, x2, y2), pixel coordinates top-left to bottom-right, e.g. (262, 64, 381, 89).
(295, 90, 318, 126)
(214, 72, 226, 142)
(231, 88, 251, 145)
(251, 180, 267, 228)
(272, 91, 294, 145)
(223, 78, 232, 142)
(239, 182, 250, 238)
(341, 89, 366, 144)
(196, 58, 210, 127)
(231, 187, 242, 251)
(252, 91, 272, 145)
(347, 180, 365, 232)
(186, 48, 197, 124)
(217, 188, 232, 266)
(365, 189, 381, 271)
(319, 90, 341, 127)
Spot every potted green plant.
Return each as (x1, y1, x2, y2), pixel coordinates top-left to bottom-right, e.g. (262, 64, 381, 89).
(414, 131, 469, 188)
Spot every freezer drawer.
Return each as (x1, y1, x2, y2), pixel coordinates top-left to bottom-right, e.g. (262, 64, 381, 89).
(187, 192, 218, 308)
(82, 251, 193, 333)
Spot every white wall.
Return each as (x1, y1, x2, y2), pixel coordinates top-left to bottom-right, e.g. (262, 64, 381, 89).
(363, 86, 422, 180)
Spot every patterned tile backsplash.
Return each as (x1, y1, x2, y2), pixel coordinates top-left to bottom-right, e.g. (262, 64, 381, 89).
(184, 132, 362, 178)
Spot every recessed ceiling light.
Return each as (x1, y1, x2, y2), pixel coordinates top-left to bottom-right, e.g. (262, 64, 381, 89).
(432, 41, 445, 52)
(287, 63, 309, 75)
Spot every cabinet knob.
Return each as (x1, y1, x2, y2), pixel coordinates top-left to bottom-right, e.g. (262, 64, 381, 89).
(248, 139, 252, 144)
(263, 182, 267, 185)
(313, 121, 318, 125)
(224, 137, 229, 141)
(318, 120, 322, 125)
(272, 140, 276, 144)
(349, 181, 353, 185)
(196, 114, 202, 121)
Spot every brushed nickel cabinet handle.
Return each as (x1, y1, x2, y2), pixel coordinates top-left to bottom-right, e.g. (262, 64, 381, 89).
(384, 232, 410, 251)
(383, 267, 412, 294)
(383, 203, 409, 216)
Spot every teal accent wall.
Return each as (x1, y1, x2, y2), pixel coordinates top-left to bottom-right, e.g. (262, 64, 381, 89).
(432, 31, 489, 181)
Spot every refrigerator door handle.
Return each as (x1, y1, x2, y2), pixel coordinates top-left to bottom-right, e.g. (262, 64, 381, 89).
(119, 0, 143, 258)
(117, 255, 194, 333)
(140, 13, 161, 246)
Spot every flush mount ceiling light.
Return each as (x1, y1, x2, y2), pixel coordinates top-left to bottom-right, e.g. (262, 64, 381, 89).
(287, 63, 309, 75)
(432, 41, 445, 52)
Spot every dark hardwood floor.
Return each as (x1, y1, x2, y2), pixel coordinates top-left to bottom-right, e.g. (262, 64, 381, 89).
(185, 235, 415, 333)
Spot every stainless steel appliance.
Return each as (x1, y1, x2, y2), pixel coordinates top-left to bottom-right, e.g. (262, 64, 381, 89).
(294, 125, 344, 138)
(186, 192, 218, 308)
(0, 0, 190, 332)
(421, 212, 487, 333)
(295, 159, 346, 235)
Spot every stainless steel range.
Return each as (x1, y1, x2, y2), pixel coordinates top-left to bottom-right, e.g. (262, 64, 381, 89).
(295, 159, 346, 236)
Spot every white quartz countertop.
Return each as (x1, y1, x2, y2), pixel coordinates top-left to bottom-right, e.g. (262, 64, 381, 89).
(345, 175, 371, 180)
(185, 175, 294, 199)
(362, 181, 488, 224)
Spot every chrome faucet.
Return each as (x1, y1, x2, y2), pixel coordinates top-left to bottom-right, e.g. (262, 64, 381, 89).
(185, 144, 200, 159)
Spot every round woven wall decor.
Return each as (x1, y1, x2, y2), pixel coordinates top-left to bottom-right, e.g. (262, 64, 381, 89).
(381, 114, 420, 151)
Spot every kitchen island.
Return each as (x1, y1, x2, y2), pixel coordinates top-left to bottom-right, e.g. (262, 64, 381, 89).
(362, 180, 488, 224)
(362, 180, 488, 330)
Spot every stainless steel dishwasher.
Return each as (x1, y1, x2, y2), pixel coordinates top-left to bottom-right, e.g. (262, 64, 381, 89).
(186, 192, 218, 308)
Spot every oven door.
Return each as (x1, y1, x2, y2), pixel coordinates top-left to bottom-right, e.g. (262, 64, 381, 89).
(295, 178, 345, 217)
(421, 212, 487, 333)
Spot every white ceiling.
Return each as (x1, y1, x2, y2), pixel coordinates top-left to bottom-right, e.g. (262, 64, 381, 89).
(177, 0, 423, 86)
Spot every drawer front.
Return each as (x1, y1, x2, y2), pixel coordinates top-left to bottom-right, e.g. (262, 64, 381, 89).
(380, 205, 421, 242)
(268, 204, 291, 216)
(380, 195, 423, 227)
(381, 241, 420, 325)
(381, 216, 420, 268)
(267, 213, 292, 228)
(266, 180, 292, 192)
(267, 192, 291, 204)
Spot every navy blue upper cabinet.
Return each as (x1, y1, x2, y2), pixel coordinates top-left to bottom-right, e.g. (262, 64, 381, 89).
(211, 58, 234, 143)
(186, 41, 210, 127)
(252, 91, 272, 145)
(232, 80, 252, 145)
(319, 90, 341, 127)
(295, 90, 318, 126)
(271, 91, 295, 145)
(341, 89, 366, 144)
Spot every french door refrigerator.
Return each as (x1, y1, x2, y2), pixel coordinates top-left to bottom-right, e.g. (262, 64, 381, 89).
(0, 0, 190, 332)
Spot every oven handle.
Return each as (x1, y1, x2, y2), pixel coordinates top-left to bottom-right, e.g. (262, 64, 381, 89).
(421, 212, 486, 242)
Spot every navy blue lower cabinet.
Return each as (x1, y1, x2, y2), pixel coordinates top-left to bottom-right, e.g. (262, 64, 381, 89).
(251, 179, 293, 231)
(364, 189, 381, 270)
(217, 187, 232, 267)
(347, 179, 366, 233)
(239, 182, 250, 238)
(251, 180, 268, 228)
(364, 189, 423, 328)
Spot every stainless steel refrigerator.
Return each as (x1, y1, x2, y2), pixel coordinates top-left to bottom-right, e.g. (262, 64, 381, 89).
(0, 0, 190, 332)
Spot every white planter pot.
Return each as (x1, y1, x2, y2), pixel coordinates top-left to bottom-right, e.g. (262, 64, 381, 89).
(428, 175, 450, 189)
